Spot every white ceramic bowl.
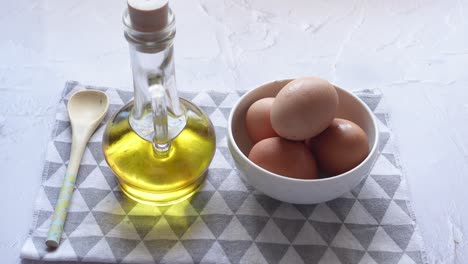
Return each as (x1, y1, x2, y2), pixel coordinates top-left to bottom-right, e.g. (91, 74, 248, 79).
(227, 79, 380, 204)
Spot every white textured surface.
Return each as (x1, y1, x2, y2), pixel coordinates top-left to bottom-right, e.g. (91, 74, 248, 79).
(1, 0, 467, 263)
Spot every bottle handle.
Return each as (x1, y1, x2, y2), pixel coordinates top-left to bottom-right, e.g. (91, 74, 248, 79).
(149, 84, 170, 153)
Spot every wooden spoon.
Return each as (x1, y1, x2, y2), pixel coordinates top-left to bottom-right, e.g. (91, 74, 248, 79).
(46, 90, 109, 248)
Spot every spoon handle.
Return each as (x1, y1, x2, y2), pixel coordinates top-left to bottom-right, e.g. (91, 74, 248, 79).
(46, 139, 87, 248)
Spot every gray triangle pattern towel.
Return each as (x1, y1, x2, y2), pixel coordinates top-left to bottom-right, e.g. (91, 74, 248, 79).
(20, 82, 428, 264)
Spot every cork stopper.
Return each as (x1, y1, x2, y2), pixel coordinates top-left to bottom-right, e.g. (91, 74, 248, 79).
(128, 0, 169, 32)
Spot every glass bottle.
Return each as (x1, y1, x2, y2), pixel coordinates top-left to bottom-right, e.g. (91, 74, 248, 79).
(102, 7, 216, 206)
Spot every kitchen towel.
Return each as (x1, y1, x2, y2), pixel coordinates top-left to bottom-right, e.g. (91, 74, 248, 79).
(21, 81, 427, 264)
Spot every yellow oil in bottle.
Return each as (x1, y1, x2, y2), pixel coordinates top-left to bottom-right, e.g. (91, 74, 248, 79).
(102, 99, 216, 206)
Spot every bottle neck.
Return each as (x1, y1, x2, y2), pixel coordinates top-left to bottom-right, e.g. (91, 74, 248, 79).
(123, 8, 186, 144)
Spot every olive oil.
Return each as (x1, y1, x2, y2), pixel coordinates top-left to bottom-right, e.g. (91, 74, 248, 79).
(107, 6, 217, 205)
(102, 99, 216, 206)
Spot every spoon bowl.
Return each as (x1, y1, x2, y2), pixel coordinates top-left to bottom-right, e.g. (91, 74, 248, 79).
(68, 90, 109, 123)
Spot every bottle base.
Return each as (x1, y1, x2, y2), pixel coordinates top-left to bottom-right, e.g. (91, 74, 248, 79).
(118, 172, 207, 206)
(102, 99, 216, 207)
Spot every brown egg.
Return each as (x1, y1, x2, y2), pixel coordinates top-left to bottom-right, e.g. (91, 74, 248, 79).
(271, 77, 338, 141)
(304, 137, 317, 150)
(245, 97, 279, 143)
(310, 118, 369, 176)
(248, 137, 318, 179)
